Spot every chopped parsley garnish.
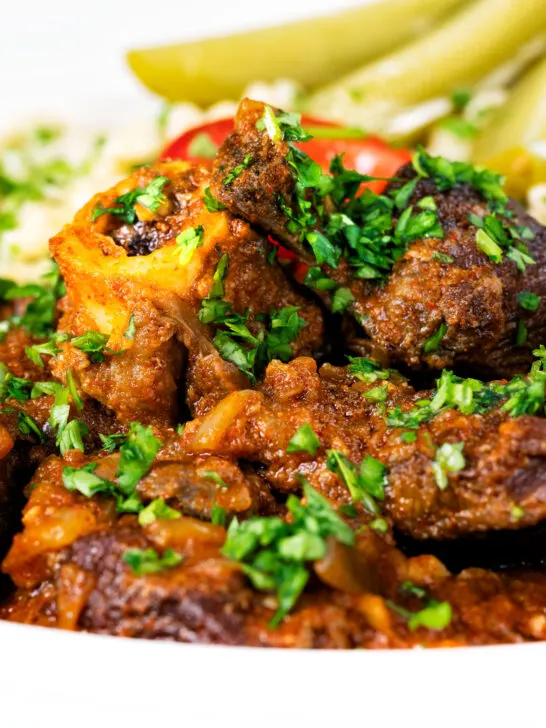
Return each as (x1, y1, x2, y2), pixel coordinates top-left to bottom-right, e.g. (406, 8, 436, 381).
(387, 359, 546, 429)
(387, 582, 452, 632)
(422, 322, 448, 354)
(303, 267, 338, 291)
(201, 471, 228, 488)
(124, 315, 137, 340)
(517, 291, 541, 312)
(202, 186, 227, 212)
(363, 385, 388, 403)
(412, 147, 535, 271)
(25, 337, 64, 367)
(57, 419, 88, 455)
(2, 263, 65, 340)
(286, 423, 320, 456)
(326, 450, 386, 515)
(369, 517, 389, 534)
(511, 504, 525, 522)
(176, 225, 204, 265)
(99, 432, 127, 453)
(347, 356, 393, 383)
(515, 319, 527, 345)
(199, 255, 306, 382)
(71, 330, 117, 363)
(222, 153, 253, 187)
(17, 411, 45, 442)
(62, 422, 161, 513)
(331, 287, 355, 314)
(408, 601, 452, 631)
(432, 251, 454, 264)
(223, 478, 354, 626)
(431, 442, 465, 490)
(138, 497, 181, 526)
(92, 176, 169, 224)
(211, 503, 227, 526)
(123, 547, 183, 576)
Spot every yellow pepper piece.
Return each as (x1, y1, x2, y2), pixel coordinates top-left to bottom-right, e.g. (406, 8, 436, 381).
(473, 55, 546, 169)
(127, 0, 464, 105)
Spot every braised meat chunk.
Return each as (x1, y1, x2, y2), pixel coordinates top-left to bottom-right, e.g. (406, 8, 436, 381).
(4, 470, 546, 648)
(50, 160, 324, 424)
(211, 99, 546, 377)
(183, 356, 546, 539)
(3, 96, 546, 651)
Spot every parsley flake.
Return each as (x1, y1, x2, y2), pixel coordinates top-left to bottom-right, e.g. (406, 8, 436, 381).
(223, 479, 354, 626)
(123, 547, 183, 575)
(92, 176, 169, 224)
(431, 442, 465, 490)
(286, 423, 320, 456)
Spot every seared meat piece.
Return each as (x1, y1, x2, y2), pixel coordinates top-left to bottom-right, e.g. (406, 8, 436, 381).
(371, 168, 546, 377)
(4, 496, 546, 647)
(0, 323, 125, 559)
(0, 430, 277, 591)
(211, 98, 546, 378)
(50, 160, 324, 424)
(183, 357, 546, 539)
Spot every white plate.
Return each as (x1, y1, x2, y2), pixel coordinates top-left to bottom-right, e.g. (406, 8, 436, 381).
(2, 2, 546, 726)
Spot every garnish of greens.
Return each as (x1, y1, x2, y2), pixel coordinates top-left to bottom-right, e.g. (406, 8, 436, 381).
(326, 450, 386, 515)
(222, 478, 354, 627)
(0, 363, 85, 455)
(92, 175, 169, 224)
(199, 253, 306, 382)
(0, 263, 65, 342)
(222, 153, 253, 187)
(431, 442, 465, 490)
(62, 422, 161, 513)
(253, 109, 535, 324)
(387, 581, 452, 632)
(25, 329, 121, 367)
(0, 127, 105, 248)
(286, 423, 321, 456)
(256, 108, 446, 288)
(387, 352, 546, 430)
(123, 547, 183, 576)
(176, 225, 204, 265)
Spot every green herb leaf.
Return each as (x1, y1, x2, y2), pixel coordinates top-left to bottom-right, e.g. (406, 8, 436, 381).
(211, 503, 227, 526)
(286, 423, 320, 456)
(203, 186, 227, 212)
(517, 291, 541, 312)
(176, 225, 204, 265)
(431, 442, 465, 490)
(423, 322, 448, 354)
(408, 601, 452, 631)
(331, 287, 355, 314)
(123, 547, 183, 575)
(223, 479, 353, 626)
(116, 422, 161, 495)
(223, 153, 253, 187)
(71, 330, 112, 363)
(124, 315, 137, 340)
(99, 432, 127, 453)
(62, 462, 113, 497)
(138, 497, 181, 526)
(92, 176, 169, 224)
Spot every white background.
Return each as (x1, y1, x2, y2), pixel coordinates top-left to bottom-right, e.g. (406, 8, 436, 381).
(2, 0, 364, 117)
